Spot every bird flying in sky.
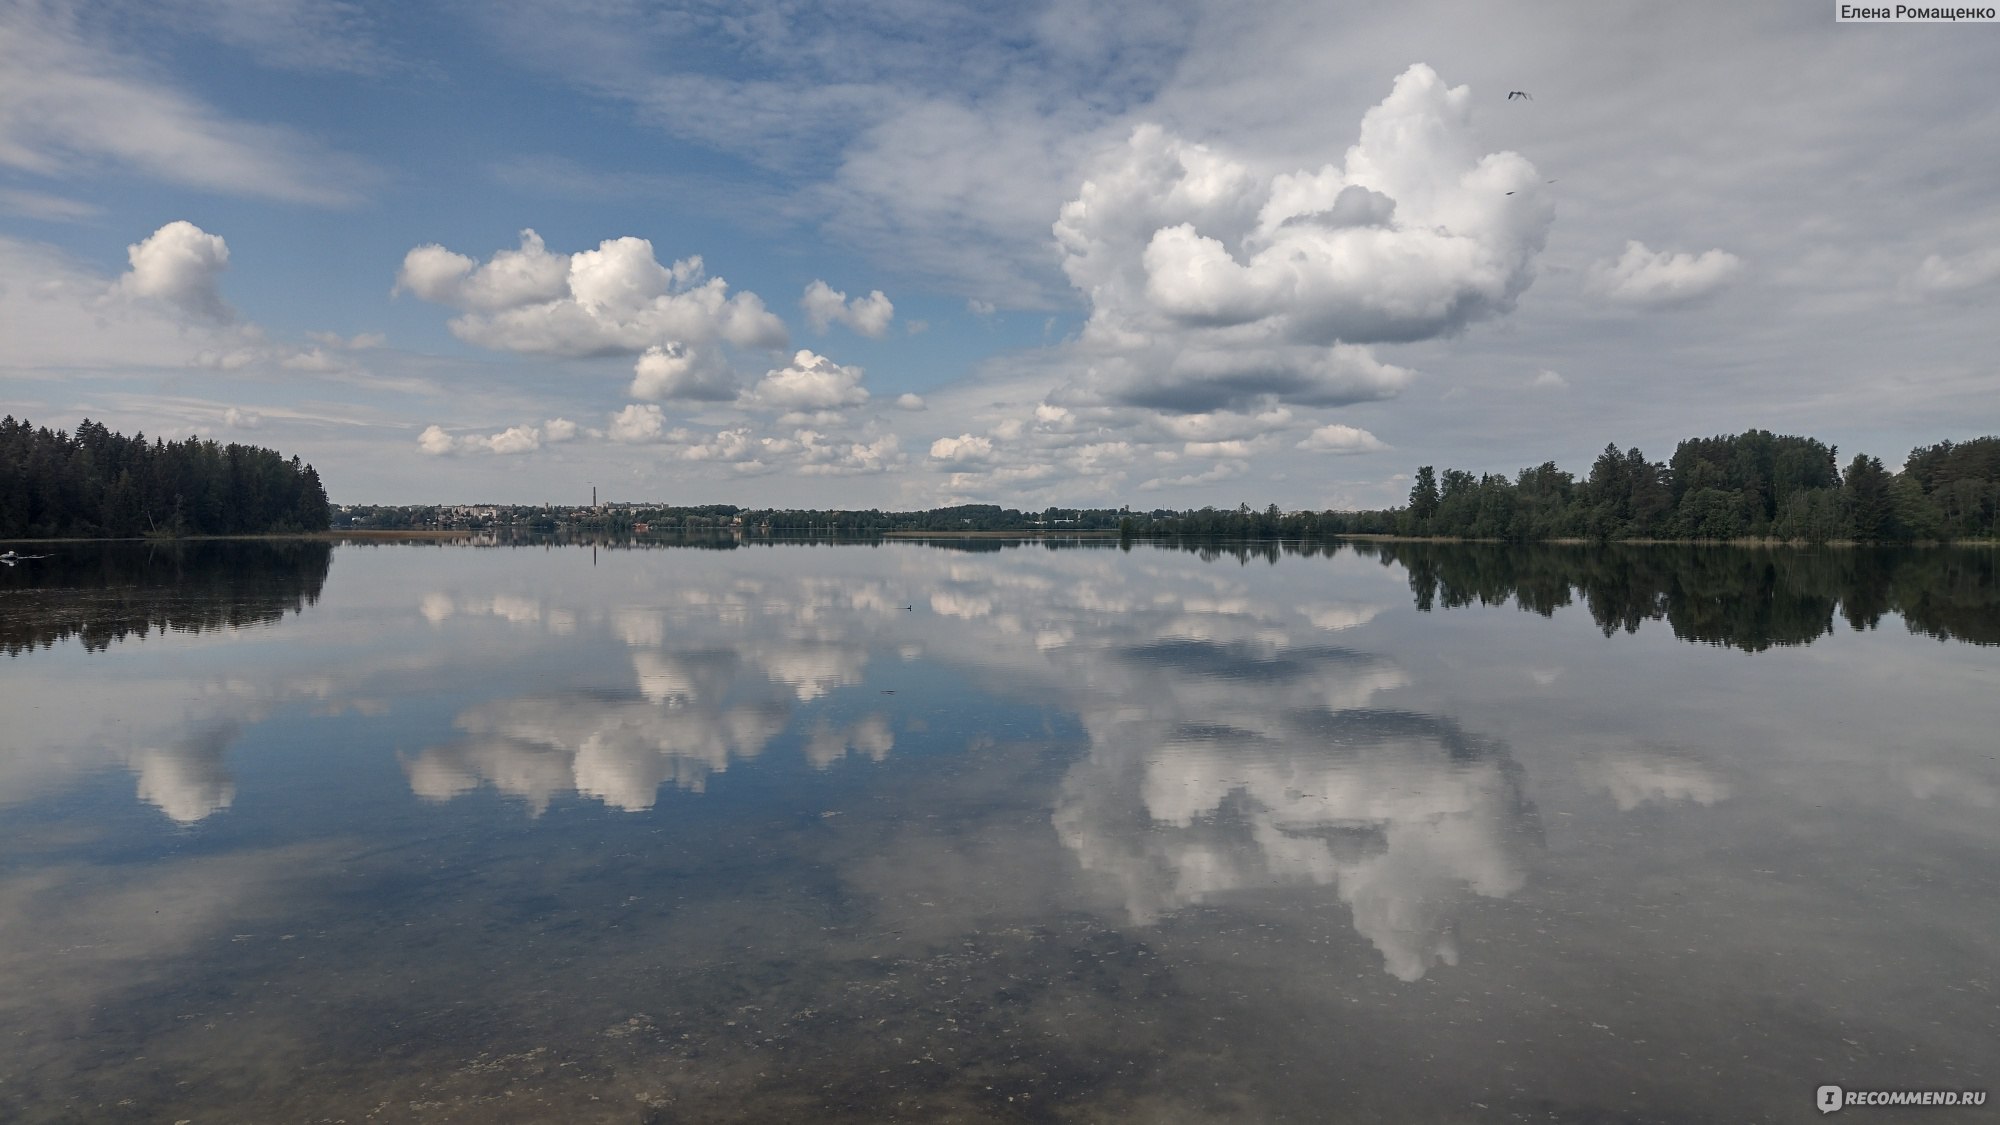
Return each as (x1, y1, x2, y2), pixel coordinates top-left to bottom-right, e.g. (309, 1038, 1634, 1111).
(1507, 90, 1532, 100)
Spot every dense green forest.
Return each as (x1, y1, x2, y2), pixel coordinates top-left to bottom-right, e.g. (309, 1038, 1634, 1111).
(1380, 431, 2000, 542)
(1, 417, 331, 539)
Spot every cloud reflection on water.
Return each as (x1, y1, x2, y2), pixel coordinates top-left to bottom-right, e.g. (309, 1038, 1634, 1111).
(391, 547, 1545, 980)
(6, 540, 1865, 983)
(1051, 648, 1537, 981)
(407, 659, 791, 812)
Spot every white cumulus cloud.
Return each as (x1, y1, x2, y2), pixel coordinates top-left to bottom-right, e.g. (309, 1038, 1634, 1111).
(483, 424, 542, 455)
(1296, 424, 1388, 454)
(395, 228, 568, 312)
(395, 230, 788, 359)
(1051, 64, 1551, 414)
(116, 221, 232, 321)
(608, 403, 667, 444)
(1590, 241, 1742, 307)
(928, 433, 995, 464)
(801, 279, 894, 337)
(417, 424, 457, 456)
(740, 349, 870, 413)
(630, 342, 736, 402)
(416, 420, 572, 456)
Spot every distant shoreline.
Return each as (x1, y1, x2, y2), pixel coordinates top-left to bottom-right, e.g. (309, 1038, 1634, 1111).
(879, 529, 1122, 539)
(0, 530, 474, 545)
(4, 530, 1993, 548)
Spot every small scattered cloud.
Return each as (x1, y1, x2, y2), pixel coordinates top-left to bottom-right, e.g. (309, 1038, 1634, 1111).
(417, 418, 579, 455)
(894, 392, 926, 411)
(775, 430, 903, 476)
(966, 299, 997, 317)
(305, 330, 385, 350)
(658, 424, 906, 477)
(417, 424, 457, 456)
(1904, 248, 2000, 298)
(1590, 240, 1742, 307)
(1295, 423, 1388, 454)
(1140, 459, 1248, 491)
(1529, 369, 1567, 390)
(801, 280, 894, 337)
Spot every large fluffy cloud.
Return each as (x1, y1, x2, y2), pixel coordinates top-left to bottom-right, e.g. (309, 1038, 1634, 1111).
(740, 349, 870, 413)
(116, 220, 232, 322)
(1051, 64, 1552, 413)
(607, 404, 667, 444)
(629, 342, 736, 402)
(395, 229, 788, 361)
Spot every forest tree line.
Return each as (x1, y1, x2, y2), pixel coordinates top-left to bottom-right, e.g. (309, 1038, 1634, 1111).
(1379, 431, 2000, 543)
(1, 417, 331, 539)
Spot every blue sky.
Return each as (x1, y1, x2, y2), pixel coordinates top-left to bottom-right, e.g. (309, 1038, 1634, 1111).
(3, 0, 1997, 507)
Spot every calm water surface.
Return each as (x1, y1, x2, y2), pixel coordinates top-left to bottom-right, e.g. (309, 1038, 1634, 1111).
(1, 540, 1994, 1123)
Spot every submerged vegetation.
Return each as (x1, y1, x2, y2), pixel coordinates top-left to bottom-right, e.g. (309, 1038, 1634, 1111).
(1, 417, 331, 539)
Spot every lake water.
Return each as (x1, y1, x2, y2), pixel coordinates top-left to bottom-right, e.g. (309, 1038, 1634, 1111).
(1, 539, 1994, 1123)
